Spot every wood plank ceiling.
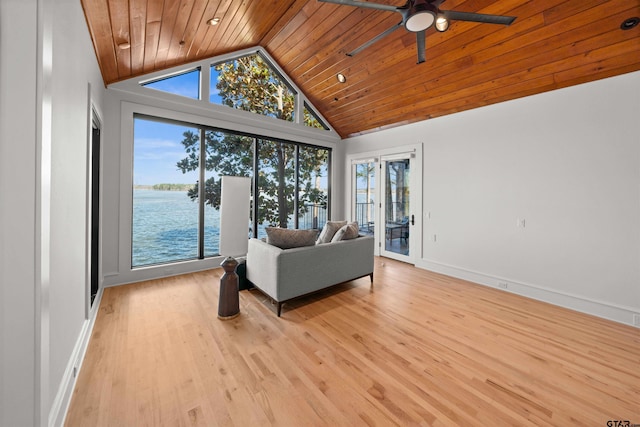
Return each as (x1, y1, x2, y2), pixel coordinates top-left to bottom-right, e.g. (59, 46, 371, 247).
(81, 0, 640, 138)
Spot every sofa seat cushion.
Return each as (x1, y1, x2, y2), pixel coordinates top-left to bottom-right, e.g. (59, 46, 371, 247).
(265, 227, 318, 249)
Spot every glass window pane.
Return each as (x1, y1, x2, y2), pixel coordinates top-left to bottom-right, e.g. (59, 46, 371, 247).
(384, 159, 410, 255)
(202, 130, 254, 256)
(355, 162, 376, 235)
(256, 139, 296, 238)
(303, 103, 329, 130)
(141, 68, 200, 100)
(210, 53, 296, 123)
(132, 118, 200, 267)
(298, 147, 329, 230)
(385, 160, 410, 222)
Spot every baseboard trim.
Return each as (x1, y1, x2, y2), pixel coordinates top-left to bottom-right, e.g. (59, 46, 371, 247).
(49, 287, 103, 427)
(415, 258, 639, 328)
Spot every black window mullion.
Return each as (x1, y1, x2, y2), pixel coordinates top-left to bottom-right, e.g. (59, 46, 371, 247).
(294, 145, 300, 229)
(327, 149, 332, 221)
(252, 138, 259, 238)
(198, 127, 206, 258)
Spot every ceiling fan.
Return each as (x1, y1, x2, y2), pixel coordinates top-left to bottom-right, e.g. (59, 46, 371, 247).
(319, 0, 516, 63)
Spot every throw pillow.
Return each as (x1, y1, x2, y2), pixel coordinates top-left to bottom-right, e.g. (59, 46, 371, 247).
(265, 227, 318, 249)
(316, 220, 347, 244)
(331, 221, 359, 242)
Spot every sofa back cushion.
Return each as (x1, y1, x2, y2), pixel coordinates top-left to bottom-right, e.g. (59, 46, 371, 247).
(316, 220, 347, 244)
(266, 227, 318, 249)
(331, 222, 359, 242)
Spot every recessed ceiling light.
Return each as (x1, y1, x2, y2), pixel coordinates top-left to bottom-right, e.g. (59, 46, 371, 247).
(620, 17, 639, 30)
(336, 73, 346, 83)
(118, 42, 130, 50)
(208, 17, 221, 26)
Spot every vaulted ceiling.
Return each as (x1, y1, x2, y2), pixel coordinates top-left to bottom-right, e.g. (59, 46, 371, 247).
(81, 0, 640, 137)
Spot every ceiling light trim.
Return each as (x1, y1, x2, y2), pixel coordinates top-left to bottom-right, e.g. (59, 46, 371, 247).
(405, 4, 436, 32)
(620, 17, 639, 30)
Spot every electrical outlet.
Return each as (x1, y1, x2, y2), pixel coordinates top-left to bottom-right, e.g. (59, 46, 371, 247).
(432, 234, 437, 242)
(633, 314, 640, 327)
(497, 281, 508, 289)
(517, 218, 526, 228)
(73, 366, 78, 378)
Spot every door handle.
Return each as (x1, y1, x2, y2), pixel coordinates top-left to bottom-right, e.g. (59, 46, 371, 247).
(411, 214, 415, 225)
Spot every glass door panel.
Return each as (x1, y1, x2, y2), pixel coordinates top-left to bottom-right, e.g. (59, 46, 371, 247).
(381, 156, 411, 261)
(354, 161, 376, 236)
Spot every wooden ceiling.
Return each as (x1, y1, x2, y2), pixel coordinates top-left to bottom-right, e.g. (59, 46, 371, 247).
(81, 0, 640, 138)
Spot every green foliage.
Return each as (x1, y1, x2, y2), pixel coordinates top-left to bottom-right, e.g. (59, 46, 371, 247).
(215, 54, 295, 122)
(151, 183, 195, 191)
(176, 53, 329, 228)
(303, 106, 327, 130)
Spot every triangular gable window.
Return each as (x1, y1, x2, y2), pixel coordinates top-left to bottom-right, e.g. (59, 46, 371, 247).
(210, 52, 297, 124)
(141, 68, 201, 100)
(133, 48, 332, 134)
(304, 102, 329, 130)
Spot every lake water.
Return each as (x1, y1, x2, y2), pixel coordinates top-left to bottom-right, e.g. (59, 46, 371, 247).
(132, 189, 326, 267)
(132, 190, 221, 267)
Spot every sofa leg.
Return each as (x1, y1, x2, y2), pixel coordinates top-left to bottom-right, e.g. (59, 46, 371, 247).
(369, 273, 374, 283)
(277, 302, 282, 317)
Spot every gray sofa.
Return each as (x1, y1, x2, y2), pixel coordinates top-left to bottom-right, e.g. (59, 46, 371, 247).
(246, 235, 375, 316)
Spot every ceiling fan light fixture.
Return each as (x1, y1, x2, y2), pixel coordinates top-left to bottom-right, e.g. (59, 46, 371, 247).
(405, 3, 436, 32)
(435, 14, 449, 32)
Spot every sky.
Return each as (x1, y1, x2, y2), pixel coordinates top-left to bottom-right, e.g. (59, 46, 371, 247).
(134, 61, 326, 186)
(135, 69, 219, 185)
(133, 118, 199, 185)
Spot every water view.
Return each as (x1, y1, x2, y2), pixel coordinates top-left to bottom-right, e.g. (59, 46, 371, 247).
(132, 189, 220, 267)
(132, 189, 328, 268)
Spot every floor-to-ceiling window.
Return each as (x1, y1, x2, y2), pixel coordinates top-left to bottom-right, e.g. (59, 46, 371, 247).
(132, 117, 201, 267)
(201, 129, 254, 257)
(131, 49, 332, 267)
(255, 139, 296, 237)
(299, 146, 330, 231)
(132, 115, 331, 268)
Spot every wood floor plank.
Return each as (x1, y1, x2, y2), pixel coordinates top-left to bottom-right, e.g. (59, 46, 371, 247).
(65, 258, 640, 426)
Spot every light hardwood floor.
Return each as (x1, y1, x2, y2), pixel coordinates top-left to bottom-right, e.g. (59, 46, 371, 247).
(65, 257, 640, 426)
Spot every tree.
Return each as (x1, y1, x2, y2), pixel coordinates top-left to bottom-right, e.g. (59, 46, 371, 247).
(356, 163, 375, 225)
(176, 53, 328, 229)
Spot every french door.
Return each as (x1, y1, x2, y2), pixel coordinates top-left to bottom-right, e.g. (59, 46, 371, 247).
(350, 146, 421, 264)
(380, 153, 415, 263)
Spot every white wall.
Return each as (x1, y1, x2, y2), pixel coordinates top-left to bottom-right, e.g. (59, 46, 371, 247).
(49, 0, 105, 424)
(344, 71, 640, 326)
(0, 0, 105, 425)
(1, 1, 39, 425)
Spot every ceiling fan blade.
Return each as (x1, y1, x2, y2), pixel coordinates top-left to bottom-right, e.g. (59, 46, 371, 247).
(347, 21, 403, 57)
(318, 0, 399, 13)
(416, 30, 425, 64)
(444, 10, 516, 26)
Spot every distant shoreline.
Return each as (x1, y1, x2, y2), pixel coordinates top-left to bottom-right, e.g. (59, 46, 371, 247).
(134, 184, 195, 191)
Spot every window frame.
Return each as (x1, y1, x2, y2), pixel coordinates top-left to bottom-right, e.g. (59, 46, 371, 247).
(119, 47, 334, 136)
(131, 113, 332, 268)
